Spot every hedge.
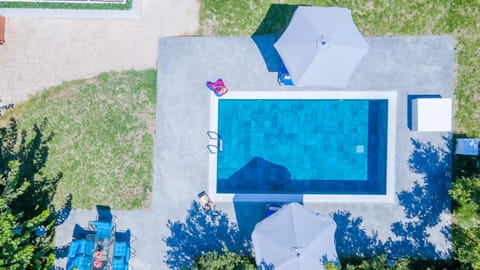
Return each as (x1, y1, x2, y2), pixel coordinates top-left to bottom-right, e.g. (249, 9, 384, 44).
(0, 0, 132, 10)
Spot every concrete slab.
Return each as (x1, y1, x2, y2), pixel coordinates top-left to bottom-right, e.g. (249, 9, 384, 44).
(54, 35, 455, 270)
(154, 35, 455, 268)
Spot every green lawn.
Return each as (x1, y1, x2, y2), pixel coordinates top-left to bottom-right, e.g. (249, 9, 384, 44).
(1, 70, 156, 209)
(200, 0, 480, 137)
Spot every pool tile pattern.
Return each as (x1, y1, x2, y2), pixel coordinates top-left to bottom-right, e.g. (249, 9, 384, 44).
(217, 99, 388, 194)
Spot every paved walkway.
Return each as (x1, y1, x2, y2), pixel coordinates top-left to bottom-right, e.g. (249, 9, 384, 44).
(0, 0, 199, 104)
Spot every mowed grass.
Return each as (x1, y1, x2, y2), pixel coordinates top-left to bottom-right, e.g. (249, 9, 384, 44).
(200, 0, 480, 137)
(0, 70, 157, 209)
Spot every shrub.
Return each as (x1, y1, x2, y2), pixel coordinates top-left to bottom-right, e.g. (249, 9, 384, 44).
(0, 118, 62, 269)
(194, 248, 256, 270)
(341, 254, 458, 270)
(450, 175, 480, 269)
(0, 0, 132, 10)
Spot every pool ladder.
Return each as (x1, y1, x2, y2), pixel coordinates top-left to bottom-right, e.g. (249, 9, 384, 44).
(207, 131, 223, 154)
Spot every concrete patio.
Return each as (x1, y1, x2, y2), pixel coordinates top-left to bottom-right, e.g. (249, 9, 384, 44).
(155, 35, 455, 267)
(55, 35, 455, 269)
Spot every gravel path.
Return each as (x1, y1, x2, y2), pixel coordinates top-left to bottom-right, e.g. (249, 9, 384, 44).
(0, 0, 199, 105)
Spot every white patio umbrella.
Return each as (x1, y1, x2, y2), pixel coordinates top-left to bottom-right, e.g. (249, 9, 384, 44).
(274, 6, 369, 88)
(251, 202, 339, 270)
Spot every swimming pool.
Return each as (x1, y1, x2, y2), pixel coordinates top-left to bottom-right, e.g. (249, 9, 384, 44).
(208, 91, 396, 203)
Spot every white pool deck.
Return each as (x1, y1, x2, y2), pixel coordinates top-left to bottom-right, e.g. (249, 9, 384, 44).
(208, 90, 397, 204)
(154, 35, 455, 266)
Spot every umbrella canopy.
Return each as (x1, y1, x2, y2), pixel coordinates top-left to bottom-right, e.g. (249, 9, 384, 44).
(274, 6, 369, 88)
(251, 202, 339, 270)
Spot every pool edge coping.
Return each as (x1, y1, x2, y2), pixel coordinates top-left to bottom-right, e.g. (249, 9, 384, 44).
(208, 90, 397, 204)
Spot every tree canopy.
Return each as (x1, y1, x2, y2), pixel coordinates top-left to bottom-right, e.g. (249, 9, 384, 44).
(0, 118, 62, 269)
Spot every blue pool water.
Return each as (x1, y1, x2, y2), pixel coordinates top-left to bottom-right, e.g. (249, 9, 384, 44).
(216, 99, 388, 195)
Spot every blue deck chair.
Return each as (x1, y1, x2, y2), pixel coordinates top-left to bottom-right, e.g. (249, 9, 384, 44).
(114, 237, 131, 270)
(112, 256, 128, 270)
(115, 229, 136, 257)
(68, 239, 95, 257)
(66, 255, 92, 270)
(83, 239, 95, 254)
(114, 229, 131, 242)
(113, 241, 128, 258)
(114, 239, 132, 264)
(67, 240, 80, 257)
(94, 221, 113, 239)
(72, 224, 95, 240)
(96, 205, 114, 223)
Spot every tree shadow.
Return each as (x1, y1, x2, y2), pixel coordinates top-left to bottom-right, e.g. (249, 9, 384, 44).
(332, 136, 452, 260)
(163, 201, 250, 270)
(333, 210, 383, 258)
(385, 136, 452, 259)
(55, 193, 72, 226)
(0, 118, 63, 222)
(165, 136, 452, 264)
(53, 243, 70, 259)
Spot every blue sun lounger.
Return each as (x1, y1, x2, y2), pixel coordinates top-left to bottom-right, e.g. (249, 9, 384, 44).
(66, 254, 92, 270)
(68, 239, 95, 257)
(93, 221, 113, 239)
